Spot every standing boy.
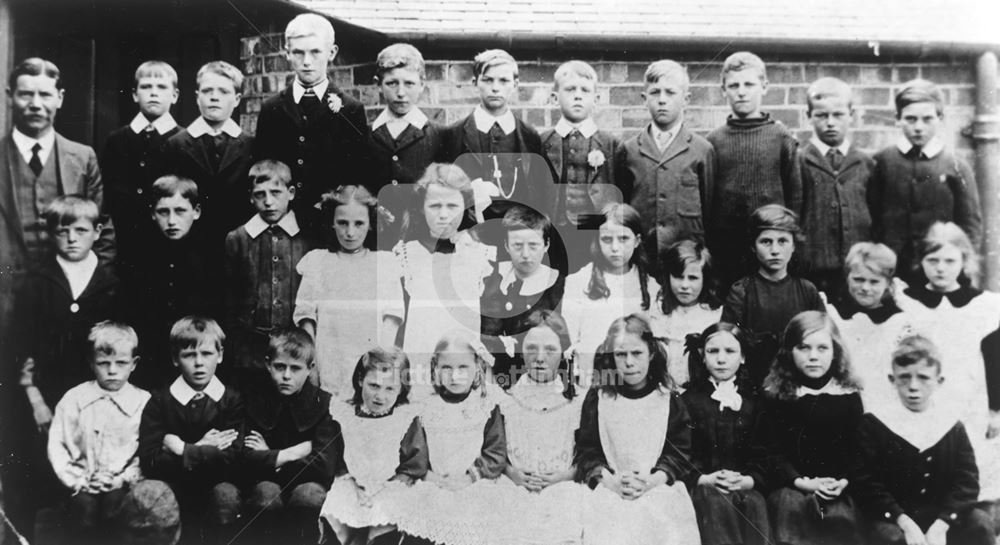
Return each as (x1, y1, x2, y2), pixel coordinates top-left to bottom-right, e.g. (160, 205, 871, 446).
(707, 52, 800, 288)
(868, 79, 982, 282)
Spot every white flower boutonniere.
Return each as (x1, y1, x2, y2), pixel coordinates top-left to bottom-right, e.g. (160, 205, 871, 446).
(327, 94, 343, 114)
(587, 150, 606, 169)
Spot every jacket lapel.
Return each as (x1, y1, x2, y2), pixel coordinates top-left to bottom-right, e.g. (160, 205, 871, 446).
(637, 125, 661, 163)
(393, 124, 426, 152)
(55, 134, 85, 196)
(279, 87, 306, 130)
(0, 137, 26, 242)
(659, 127, 691, 166)
(802, 142, 835, 176)
(77, 262, 115, 301)
(184, 133, 214, 174)
(37, 258, 73, 299)
(512, 117, 533, 178)
(542, 130, 563, 178)
(217, 134, 250, 174)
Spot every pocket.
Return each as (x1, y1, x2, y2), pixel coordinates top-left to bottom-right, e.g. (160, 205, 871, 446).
(677, 171, 703, 217)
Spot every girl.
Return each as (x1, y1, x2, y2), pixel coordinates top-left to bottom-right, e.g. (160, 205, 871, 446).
(575, 313, 700, 545)
(897, 221, 1000, 499)
(294, 185, 404, 397)
(759, 311, 863, 545)
(682, 322, 769, 545)
(320, 346, 425, 545)
(394, 163, 495, 400)
(562, 204, 659, 386)
(648, 240, 723, 386)
(827, 242, 915, 414)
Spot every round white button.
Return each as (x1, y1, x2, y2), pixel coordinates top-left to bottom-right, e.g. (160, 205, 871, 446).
(70, 303, 79, 313)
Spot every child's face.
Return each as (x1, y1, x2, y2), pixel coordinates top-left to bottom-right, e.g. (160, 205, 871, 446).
(251, 179, 295, 224)
(361, 367, 403, 415)
(808, 95, 852, 148)
(553, 74, 597, 124)
(703, 331, 743, 383)
(722, 68, 766, 119)
(642, 75, 689, 130)
(92, 344, 138, 392)
(613, 332, 651, 390)
(669, 261, 704, 307)
(898, 102, 941, 148)
(195, 72, 240, 127)
(505, 227, 548, 278)
(847, 264, 889, 309)
(475, 63, 518, 115)
(423, 184, 464, 240)
(53, 217, 100, 262)
(152, 194, 200, 240)
(598, 220, 639, 272)
(754, 229, 794, 276)
(133, 75, 178, 120)
(889, 359, 943, 413)
(286, 34, 337, 87)
(522, 325, 562, 384)
(379, 67, 424, 117)
(267, 351, 312, 396)
(174, 340, 222, 390)
(333, 201, 370, 252)
(921, 243, 964, 292)
(434, 349, 477, 396)
(792, 329, 834, 380)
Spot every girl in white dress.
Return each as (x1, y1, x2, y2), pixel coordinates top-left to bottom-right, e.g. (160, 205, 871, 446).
(648, 239, 723, 387)
(320, 346, 424, 545)
(294, 185, 404, 397)
(575, 313, 701, 545)
(562, 204, 659, 387)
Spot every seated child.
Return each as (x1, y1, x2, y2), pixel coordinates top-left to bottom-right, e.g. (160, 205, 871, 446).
(47, 322, 151, 545)
(322, 346, 426, 545)
(138, 316, 244, 543)
(682, 322, 770, 545)
(852, 335, 993, 545)
(574, 313, 700, 545)
(759, 311, 863, 545)
(241, 327, 339, 545)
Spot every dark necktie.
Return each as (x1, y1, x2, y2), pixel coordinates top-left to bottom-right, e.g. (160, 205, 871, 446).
(29, 143, 43, 177)
(489, 122, 505, 142)
(300, 87, 322, 120)
(906, 145, 924, 160)
(210, 133, 227, 168)
(826, 148, 843, 171)
(507, 278, 524, 313)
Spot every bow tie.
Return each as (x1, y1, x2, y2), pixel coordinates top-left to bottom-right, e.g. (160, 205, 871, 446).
(710, 380, 743, 412)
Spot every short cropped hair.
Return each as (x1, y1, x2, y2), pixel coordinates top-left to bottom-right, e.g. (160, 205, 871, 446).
(376, 43, 425, 80)
(168, 316, 225, 358)
(749, 204, 800, 236)
(502, 205, 552, 245)
(892, 334, 942, 373)
(9, 57, 61, 90)
(248, 160, 293, 189)
(266, 327, 315, 365)
(285, 13, 336, 47)
(895, 79, 945, 117)
(44, 195, 100, 231)
(552, 60, 598, 90)
(806, 77, 853, 113)
(196, 61, 243, 92)
(134, 60, 178, 89)
(472, 49, 518, 80)
(721, 51, 767, 84)
(644, 60, 689, 91)
(88, 321, 140, 361)
(843, 242, 896, 279)
(150, 175, 199, 208)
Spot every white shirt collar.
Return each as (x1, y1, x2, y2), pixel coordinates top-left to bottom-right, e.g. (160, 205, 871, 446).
(79, 381, 148, 417)
(129, 113, 178, 135)
(650, 121, 681, 151)
(56, 251, 99, 300)
(554, 117, 597, 139)
(796, 380, 855, 398)
(187, 116, 242, 139)
(292, 78, 329, 104)
(871, 400, 959, 452)
(810, 135, 851, 157)
(473, 106, 515, 135)
(372, 108, 428, 131)
(896, 135, 944, 159)
(169, 375, 225, 405)
(498, 261, 559, 296)
(12, 128, 56, 165)
(244, 210, 300, 239)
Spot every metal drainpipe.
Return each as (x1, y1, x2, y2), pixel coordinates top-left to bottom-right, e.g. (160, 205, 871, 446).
(975, 52, 1000, 291)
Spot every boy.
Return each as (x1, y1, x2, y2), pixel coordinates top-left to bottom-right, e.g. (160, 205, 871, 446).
(798, 77, 874, 295)
(138, 316, 244, 542)
(368, 43, 445, 248)
(47, 322, 151, 545)
(707, 51, 800, 288)
(543, 60, 619, 273)
(480, 206, 565, 387)
(615, 60, 713, 274)
(868, 79, 982, 282)
(241, 328, 340, 544)
(163, 61, 254, 255)
(224, 160, 315, 383)
(102, 61, 181, 278)
(253, 14, 370, 224)
(852, 335, 993, 545)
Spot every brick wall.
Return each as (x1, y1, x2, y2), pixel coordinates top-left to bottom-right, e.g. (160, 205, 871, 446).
(241, 33, 985, 157)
